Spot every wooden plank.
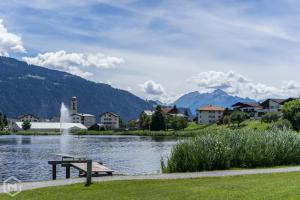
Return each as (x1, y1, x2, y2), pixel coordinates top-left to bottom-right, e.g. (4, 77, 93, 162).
(71, 162, 114, 173)
(56, 154, 77, 158)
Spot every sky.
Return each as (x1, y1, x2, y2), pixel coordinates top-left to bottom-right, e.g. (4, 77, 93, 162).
(1, 0, 300, 103)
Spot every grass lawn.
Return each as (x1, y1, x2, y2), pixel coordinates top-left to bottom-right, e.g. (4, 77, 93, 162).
(240, 120, 269, 131)
(2, 172, 300, 200)
(0, 120, 270, 136)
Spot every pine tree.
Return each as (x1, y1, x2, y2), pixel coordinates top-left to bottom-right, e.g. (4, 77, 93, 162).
(22, 120, 31, 130)
(172, 105, 178, 114)
(150, 105, 166, 131)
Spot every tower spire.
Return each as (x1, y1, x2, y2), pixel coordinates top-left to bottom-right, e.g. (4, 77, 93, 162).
(71, 96, 77, 114)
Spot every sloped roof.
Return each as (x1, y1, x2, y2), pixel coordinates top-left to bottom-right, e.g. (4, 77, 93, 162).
(17, 114, 39, 119)
(232, 102, 262, 108)
(198, 105, 225, 111)
(15, 122, 87, 130)
(161, 108, 172, 114)
(100, 112, 119, 117)
(72, 113, 95, 117)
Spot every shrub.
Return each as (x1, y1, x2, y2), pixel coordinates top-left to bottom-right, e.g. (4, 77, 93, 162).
(162, 128, 300, 173)
(261, 112, 279, 123)
(22, 121, 31, 130)
(269, 119, 292, 130)
(223, 115, 231, 126)
(282, 99, 300, 130)
(230, 111, 248, 127)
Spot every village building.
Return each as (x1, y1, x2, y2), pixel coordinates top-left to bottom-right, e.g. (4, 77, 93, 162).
(100, 112, 120, 130)
(12, 122, 87, 131)
(17, 114, 39, 122)
(232, 98, 298, 119)
(232, 102, 262, 113)
(161, 107, 192, 120)
(141, 110, 155, 116)
(70, 96, 96, 128)
(197, 105, 225, 125)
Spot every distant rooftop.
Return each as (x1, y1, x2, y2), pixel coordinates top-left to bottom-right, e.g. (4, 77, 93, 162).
(72, 113, 95, 117)
(198, 105, 225, 111)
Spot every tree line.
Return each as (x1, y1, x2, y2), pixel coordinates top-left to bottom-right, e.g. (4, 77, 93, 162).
(139, 105, 188, 131)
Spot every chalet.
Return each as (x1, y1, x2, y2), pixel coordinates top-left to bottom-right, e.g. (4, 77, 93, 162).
(232, 98, 298, 119)
(100, 112, 120, 130)
(256, 98, 297, 118)
(197, 105, 225, 125)
(161, 107, 192, 120)
(232, 102, 262, 112)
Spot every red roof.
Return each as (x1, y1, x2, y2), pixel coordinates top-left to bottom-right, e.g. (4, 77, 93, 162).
(198, 105, 225, 111)
(161, 108, 172, 114)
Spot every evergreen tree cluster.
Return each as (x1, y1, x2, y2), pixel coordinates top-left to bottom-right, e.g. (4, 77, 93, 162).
(0, 112, 8, 130)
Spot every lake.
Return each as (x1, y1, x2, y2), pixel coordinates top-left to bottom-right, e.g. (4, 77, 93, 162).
(0, 135, 178, 182)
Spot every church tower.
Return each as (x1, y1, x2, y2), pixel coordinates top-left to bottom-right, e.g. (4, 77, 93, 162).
(71, 96, 78, 114)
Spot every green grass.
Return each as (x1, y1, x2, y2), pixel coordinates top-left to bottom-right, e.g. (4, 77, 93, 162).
(2, 172, 300, 200)
(0, 120, 271, 137)
(240, 120, 269, 131)
(185, 122, 208, 130)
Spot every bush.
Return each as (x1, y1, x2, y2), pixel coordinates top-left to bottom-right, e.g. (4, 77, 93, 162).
(22, 121, 31, 130)
(261, 112, 279, 123)
(223, 115, 231, 126)
(230, 111, 248, 127)
(269, 119, 292, 130)
(282, 100, 300, 131)
(88, 124, 100, 131)
(162, 128, 300, 173)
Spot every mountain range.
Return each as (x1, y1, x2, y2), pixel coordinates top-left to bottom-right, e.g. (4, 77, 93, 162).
(0, 56, 257, 121)
(0, 57, 153, 121)
(172, 89, 256, 115)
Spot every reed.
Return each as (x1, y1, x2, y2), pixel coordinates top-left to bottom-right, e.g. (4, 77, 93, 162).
(162, 128, 300, 172)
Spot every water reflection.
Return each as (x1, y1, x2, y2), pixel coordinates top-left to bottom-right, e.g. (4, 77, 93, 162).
(0, 135, 177, 182)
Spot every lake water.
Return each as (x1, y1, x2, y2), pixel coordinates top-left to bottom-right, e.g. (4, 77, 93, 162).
(0, 135, 178, 182)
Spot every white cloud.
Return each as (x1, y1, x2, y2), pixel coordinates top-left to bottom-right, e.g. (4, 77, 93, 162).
(140, 80, 165, 95)
(22, 50, 124, 78)
(187, 71, 300, 100)
(0, 19, 25, 56)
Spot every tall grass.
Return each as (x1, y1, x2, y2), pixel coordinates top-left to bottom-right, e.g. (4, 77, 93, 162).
(162, 128, 300, 173)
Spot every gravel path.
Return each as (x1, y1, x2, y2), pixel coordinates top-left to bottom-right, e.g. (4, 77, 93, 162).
(2, 166, 300, 193)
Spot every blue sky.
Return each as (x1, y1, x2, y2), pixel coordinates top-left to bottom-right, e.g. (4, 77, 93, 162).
(1, 0, 300, 102)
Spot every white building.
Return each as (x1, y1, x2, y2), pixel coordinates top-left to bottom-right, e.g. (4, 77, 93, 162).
(197, 105, 225, 124)
(232, 98, 297, 119)
(71, 113, 96, 128)
(100, 112, 120, 130)
(142, 110, 155, 116)
(17, 114, 39, 122)
(12, 122, 87, 131)
(70, 96, 96, 128)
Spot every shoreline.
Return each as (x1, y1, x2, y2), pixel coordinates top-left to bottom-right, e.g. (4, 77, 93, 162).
(0, 130, 195, 137)
(2, 166, 300, 193)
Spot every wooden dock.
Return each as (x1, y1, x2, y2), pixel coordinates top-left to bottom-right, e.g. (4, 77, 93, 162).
(48, 154, 114, 186)
(71, 162, 113, 176)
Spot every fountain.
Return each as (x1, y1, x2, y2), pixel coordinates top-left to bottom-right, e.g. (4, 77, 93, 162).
(60, 102, 71, 135)
(60, 102, 72, 154)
